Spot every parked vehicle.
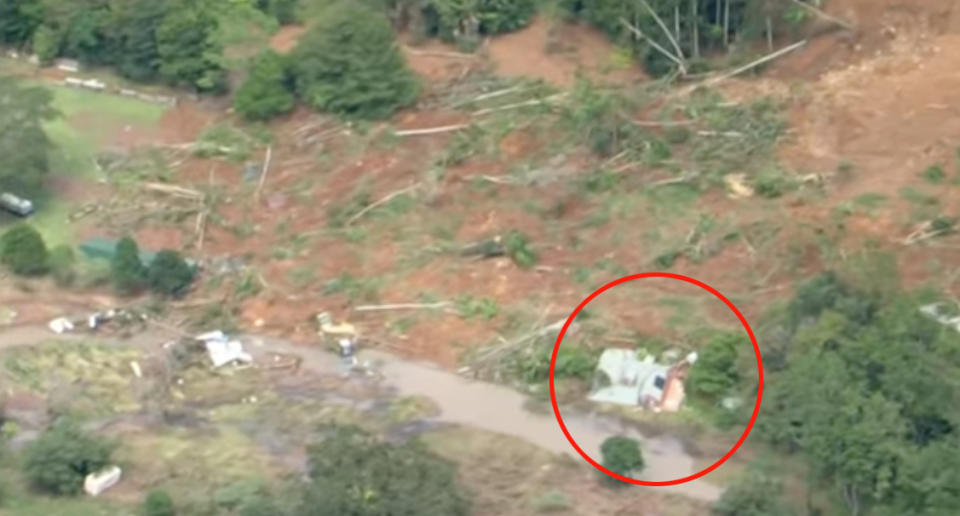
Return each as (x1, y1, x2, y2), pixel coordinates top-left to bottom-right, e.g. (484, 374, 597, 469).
(0, 192, 35, 217)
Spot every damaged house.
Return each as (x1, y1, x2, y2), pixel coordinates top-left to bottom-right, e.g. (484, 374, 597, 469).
(588, 349, 697, 412)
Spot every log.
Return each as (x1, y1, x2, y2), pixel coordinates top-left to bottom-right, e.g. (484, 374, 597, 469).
(402, 46, 478, 60)
(394, 124, 469, 137)
(142, 183, 203, 200)
(703, 40, 808, 86)
(255, 145, 272, 202)
(471, 94, 566, 117)
(354, 302, 452, 312)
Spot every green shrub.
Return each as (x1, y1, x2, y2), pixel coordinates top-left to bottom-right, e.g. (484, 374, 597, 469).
(688, 333, 743, 401)
(713, 470, 793, 516)
(304, 425, 470, 516)
(48, 244, 76, 286)
(922, 164, 946, 184)
(455, 295, 500, 320)
(503, 230, 538, 269)
(235, 50, 295, 121)
(600, 436, 644, 483)
(23, 420, 113, 496)
(291, 2, 419, 119)
(0, 224, 48, 276)
(753, 167, 795, 198)
(147, 250, 195, 297)
(530, 489, 570, 512)
(111, 236, 147, 295)
(143, 489, 176, 516)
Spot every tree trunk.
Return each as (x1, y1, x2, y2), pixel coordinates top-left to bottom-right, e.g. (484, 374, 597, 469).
(714, 0, 722, 49)
(723, 0, 730, 48)
(691, 0, 700, 59)
(674, 4, 681, 41)
(766, 15, 773, 51)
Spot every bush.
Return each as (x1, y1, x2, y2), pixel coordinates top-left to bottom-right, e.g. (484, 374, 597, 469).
(530, 489, 570, 512)
(49, 244, 77, 286)
(303, 425, 469, 516)
(143, 489, 176, 516)
(600, 436, 644, 483)
(291, 2, 419, 119)
(713, 470, 793, 516)
(235, 50, 295, 121)
(147, 250, 195, 297)
(687, 333, 742, 401)
(753, 167, 795, 199)
(0, 224, 49, 276)
(111, 236, 147, 295)
(503, 230, 538, 269)
(23, 420, 113, 496)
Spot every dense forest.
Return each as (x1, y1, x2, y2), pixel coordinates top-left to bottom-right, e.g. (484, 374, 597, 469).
(716, 267, 960, 515)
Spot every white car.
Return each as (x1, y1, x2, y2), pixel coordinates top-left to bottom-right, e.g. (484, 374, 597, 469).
(0, 192, 35, 217)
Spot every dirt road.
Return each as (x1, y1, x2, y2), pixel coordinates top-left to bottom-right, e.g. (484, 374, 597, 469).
(0, 325, 723, 502)
(246, 335, 724, 502)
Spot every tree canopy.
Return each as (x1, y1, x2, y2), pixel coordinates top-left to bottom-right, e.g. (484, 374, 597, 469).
(755, 272, 960, 515)
(23, 419, 113, 496)
(687, 332, 742, 401)
(111, 236, 147, 295)
(0, 77, 58, 193)
(300, 425, 470, 516)
(291, 2, 419, 119)
(0, 224, 49, 276)
(147, 250, 195, 297)
(599, 435, 644, 484)
(234, 50, 295, 121)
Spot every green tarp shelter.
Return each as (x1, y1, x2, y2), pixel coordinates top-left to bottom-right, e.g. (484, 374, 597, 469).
(80, 237, 158, 265)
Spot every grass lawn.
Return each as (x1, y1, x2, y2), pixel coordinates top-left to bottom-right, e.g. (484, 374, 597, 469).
(0, 81, 167, 245)
(44, 83, 167, 178)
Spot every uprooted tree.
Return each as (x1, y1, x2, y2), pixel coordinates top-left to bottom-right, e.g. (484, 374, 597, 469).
(291, 1, 420, 119)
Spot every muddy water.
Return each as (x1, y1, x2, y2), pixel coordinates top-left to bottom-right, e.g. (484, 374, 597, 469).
(248, 338, 723, 502)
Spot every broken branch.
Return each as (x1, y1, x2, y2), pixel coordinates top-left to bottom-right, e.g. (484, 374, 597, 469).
(345, 184, 421, 226)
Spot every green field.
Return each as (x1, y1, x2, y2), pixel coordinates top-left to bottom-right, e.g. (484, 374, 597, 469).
(44, 84, 167, 178)
(0, 80, 168, 245)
